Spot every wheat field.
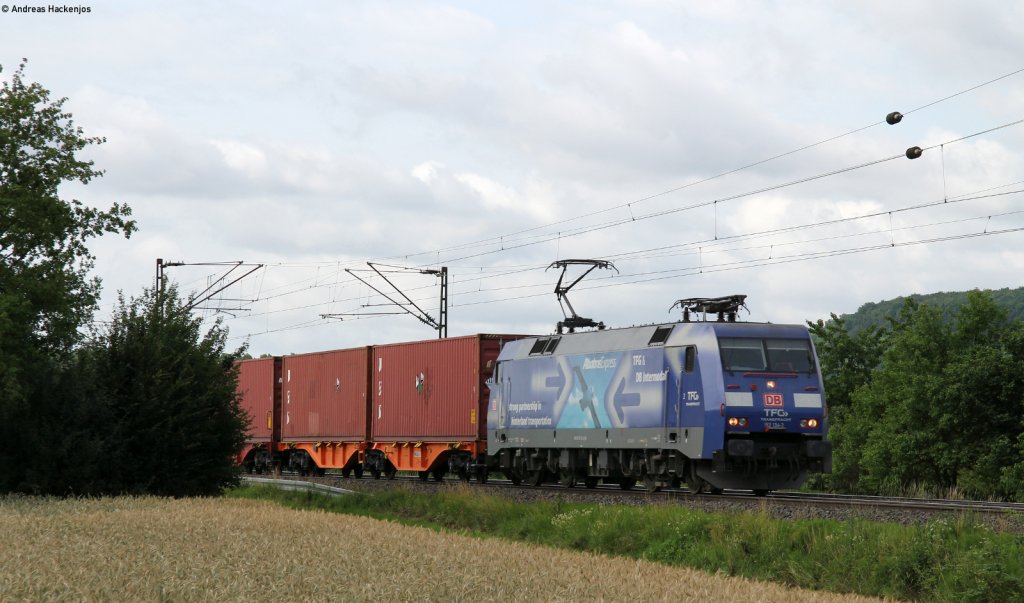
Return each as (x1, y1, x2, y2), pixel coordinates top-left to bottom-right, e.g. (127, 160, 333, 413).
(0, 496, 892, 602)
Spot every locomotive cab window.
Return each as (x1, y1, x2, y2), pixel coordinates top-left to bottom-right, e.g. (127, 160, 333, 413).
(528, 339, 548, 355)
(684, 346, 696, 373)
(765, 339, 814, 372)
(719, 338, 767, 371)
(719, 337, 814, 373)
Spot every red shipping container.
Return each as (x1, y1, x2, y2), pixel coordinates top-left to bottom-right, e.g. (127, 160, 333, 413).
(281, 347, 371, 441)
(371, 334, 525, 441)
(236, 357, 278, 443)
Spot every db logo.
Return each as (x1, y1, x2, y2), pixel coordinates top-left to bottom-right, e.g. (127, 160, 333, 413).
(763, 393, 784, 407)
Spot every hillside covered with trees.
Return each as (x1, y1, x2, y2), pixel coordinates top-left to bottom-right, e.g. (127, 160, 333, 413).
(838, 287, 1024, 334)
(810, 290, 1024, 500)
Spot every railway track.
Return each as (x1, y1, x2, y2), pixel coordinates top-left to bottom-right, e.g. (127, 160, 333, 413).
(243, 473, 1024, 526)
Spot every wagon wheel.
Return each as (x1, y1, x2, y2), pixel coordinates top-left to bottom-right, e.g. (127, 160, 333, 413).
(475, 467, 489, 484)
(341, 467, 352, 478)
(558, 470, 576, 488)
(527, 469, 545, 487)
(418, 471, 430, 481)
(371, 467, 382, 480)
(457, 469, 471, 482)
(431, 467, 446, 482)
(353, 465, 364, 479)
(643, 472, 662, 493)
(583, 477, 599, 489)
(384, 464, 397, 480)
(505, 470, 522, 486)
(619, 477, 636, 491)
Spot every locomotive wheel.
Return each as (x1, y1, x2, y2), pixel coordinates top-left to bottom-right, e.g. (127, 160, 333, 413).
(475, 467, 489, 484)
(584, 477, 599, 489)
(505, 470, 523, 486)
(686, 475, 705, 494)
(753, 489, 770, 497)
(710, 487, 724, 495)
(558, 470, 576, 488)
(418, 471, 430, 481)
(527, 469, 544, 487)
(619, 477, 636, 491)
(669, 476, 682, 489)
(643, 473, 662, 493)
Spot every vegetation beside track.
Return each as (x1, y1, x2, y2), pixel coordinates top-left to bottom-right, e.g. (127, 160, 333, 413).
(1, 495, 878, 602)
(232, 484, 1024, 602)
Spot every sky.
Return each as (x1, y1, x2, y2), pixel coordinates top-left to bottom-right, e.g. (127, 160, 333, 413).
(3, 1, 1023, 355)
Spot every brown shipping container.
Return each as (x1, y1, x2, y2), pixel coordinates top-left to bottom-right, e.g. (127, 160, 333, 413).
(282, 347, 371, 440)
(371, 334, 525, 441)
(237, 357, 277, 443)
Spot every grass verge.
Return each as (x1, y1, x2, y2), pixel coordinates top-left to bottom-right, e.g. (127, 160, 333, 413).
(229, 484, 1024, 602)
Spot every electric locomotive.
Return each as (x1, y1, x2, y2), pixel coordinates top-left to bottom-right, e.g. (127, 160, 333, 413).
(486, 296, 832, 494)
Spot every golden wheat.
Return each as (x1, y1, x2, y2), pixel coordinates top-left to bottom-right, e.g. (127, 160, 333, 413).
(0, 496, 893, 602)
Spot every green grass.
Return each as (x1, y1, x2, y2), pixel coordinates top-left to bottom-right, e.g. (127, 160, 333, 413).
(228, 484, 1024, 602)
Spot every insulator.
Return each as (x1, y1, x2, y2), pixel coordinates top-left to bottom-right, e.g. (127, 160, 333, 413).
(905, 146, 923, 159)
(886, 111, 903, 125)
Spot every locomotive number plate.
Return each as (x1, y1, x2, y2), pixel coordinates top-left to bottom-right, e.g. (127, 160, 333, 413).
(763, 393, 784, 407)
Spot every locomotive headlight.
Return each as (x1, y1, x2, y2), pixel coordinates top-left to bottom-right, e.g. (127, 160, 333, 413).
(728, 417, 749, 428)
(800, 418, 820, 429)
(766, 380, 777, 390)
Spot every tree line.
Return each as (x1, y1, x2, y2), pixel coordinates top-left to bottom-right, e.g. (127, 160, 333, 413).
(810, 291, 1024, 500)
(0, 61, 247, 497)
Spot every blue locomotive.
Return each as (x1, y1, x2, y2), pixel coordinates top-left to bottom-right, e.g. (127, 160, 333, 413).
(486, 296, 832, 494)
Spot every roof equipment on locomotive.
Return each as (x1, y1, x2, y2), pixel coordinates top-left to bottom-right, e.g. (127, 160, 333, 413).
(670, 294, 748, 322)
(546, 259, 618, 334)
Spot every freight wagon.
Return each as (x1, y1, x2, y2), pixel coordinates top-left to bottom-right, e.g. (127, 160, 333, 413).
(235, 335, 527, 481)
(235, 357, 280, 474)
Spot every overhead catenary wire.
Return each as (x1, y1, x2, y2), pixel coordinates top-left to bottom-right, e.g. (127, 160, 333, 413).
(193, 68, 1024, 340)
(220, 114, 1024, 320)
(221, 183, 1024, 325)
(248, 113, 1024, 314)
(373, 66, 1024, 262)
(222, 185, 1024, 339)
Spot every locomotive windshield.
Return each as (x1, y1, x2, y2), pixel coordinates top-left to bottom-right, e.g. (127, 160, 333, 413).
(719, 337, 815, 373)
